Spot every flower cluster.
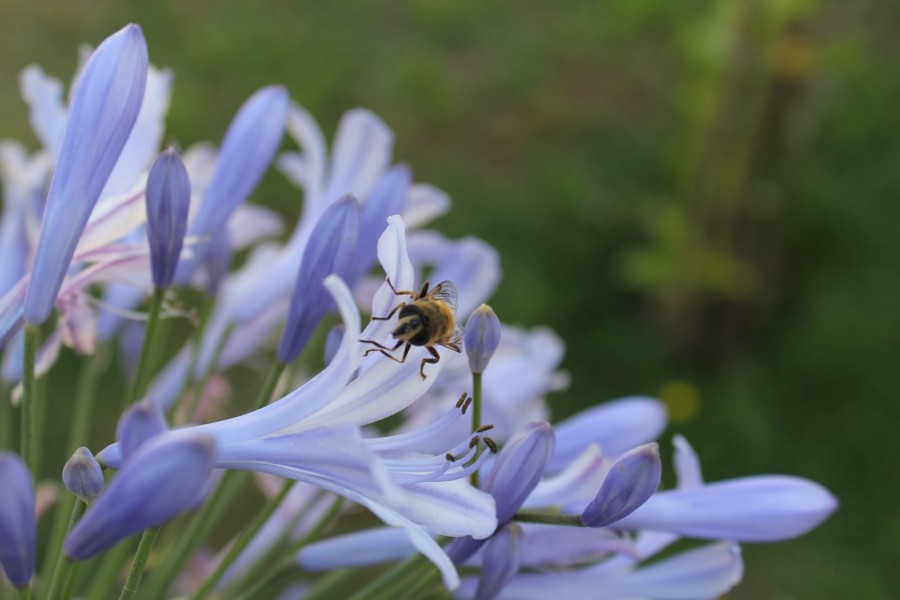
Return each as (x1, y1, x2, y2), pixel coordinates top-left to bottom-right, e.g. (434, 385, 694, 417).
(0, 24, 836, 600)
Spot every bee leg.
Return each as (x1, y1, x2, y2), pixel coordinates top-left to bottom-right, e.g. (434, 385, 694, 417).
(386, 278, 420, 299)
(440, 341, 462, 353)
(361, 339, 403, 356)
(419, 346, 441, 380)
(370, 302, 406, 321)
(415, 280, 431, 300)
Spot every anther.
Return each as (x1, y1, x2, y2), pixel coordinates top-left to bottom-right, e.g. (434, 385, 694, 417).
(461, 396, 473, 414)
(484, 437, 498, 453)
(456, 392, 468, 409)
(445, 453, 456, 462)
(469, 436, 480, 448)
(475, 424, 494, 433)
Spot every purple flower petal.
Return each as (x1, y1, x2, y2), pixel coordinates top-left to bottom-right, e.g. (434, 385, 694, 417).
(616, 475, 838, 541)
(550, 396, 667, 472)
(0, 452, 35, 588)
(298, 527, 416, 571)
(475, 524, 522, 600)
(581, 442, 661, 528)
(145, 148, 190, 289)
(484, 422, 555, 524)
(465, 304, 502, 374)
(62, 447, 104, 503)
(25, 24, 148, 324)
(65, 431, 215, 560)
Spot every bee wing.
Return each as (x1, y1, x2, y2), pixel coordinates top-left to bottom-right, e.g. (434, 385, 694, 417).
(427, 280, 458, 313)
(448, 321, 464, 349)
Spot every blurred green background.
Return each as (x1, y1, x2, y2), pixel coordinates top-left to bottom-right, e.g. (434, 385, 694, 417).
(1, 0, 897, 597)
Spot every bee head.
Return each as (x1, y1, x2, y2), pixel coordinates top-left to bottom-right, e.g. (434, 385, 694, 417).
(392, 315, 424, 343)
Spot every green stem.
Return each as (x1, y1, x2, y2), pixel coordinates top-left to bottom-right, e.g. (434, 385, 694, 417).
(254, 362, 286, 409)
(190, 480, 295, 600)
(283, 495, 343, 555)
(0, 382, 9, 450)
(46, 499, 86, 599)
(21, 323, 39, 477)
(13, 586, 31, 600)
(118, 526, 160, 600)
(127, 289, 165, 406)
(42, 350, 105, 581)
(301, 569, 353, 600)
(470, 370, 483, 487)
(345, 555, 430, 600)
(87, 541, 132, 600)
(182, 322, 235, 424)
(513, 510, 584, 527)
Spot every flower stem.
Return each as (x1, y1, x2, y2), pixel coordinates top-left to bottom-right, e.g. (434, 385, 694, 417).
(46, 499, 85, 599)
(41, 349, 106, 581)
(182, 321, 235, 424)
(513, 510, 584, 527)
(190, 480, 294, 600)
(13, 586, 31, 600)
(118, 525, 161, 600)
(345, 555, 430, 600)
(21, 323, 39, 477)
(0, 383, 9, 450)
(127, 288, 165, 405)
(470, 370, 483, 487)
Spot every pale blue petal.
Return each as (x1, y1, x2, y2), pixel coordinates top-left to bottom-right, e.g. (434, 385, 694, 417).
(297, 528, 416, 571)
(550, 396, 667, 472)
(673, 434, 704, 490)
(19, 65, 66, 157)
(616, 475, 838, 541)
(402, 183, 451, 229)
(325, 109, 393, 202)
(25, 24, 148, 324)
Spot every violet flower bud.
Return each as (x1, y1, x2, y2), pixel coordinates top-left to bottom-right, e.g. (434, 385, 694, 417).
(484, 421, 556, 523)
(116, 399, 168, 459)
(64, 432, 215, 560)
(176, 85, 288, 283)
(277, 195, 360, 364)
(145, 148, 190, 289)
(24, 24, 148, 325)
(0, 452, 35, 588)
(62, 447, 104, 503)
(475, 523, 523, 600)
(581, 442, 662, 528)
(464, 304, 501, 374)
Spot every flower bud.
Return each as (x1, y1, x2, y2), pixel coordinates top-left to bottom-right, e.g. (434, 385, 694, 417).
(0, 452, 35, 587)
(277, 195, 360, 364)
(65, 432, 215, 560)
(581, 442, 661, 528)
(475, 523, 522, 600)
(176, 85, 288, 283)
(464, 304, 501, 374)
(24, 24, 148, 324)
(145, 148, 190, 289)
(116, 399, 168, 459)
(62, 447, 104, 503)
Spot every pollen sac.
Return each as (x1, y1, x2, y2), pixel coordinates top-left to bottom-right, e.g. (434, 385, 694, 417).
(62, 447, 105, 503)
(581, 443, 662, 528)
(464, 304, 501, 374)
(0, 452, 36, 588)
(145, 148, 190, 289)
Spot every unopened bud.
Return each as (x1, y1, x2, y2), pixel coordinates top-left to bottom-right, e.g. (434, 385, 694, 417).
(581, 443, 661, 528)
(464, 304, 501, 374)
(62, 447, 104, 502)
(116, 399, 168, 459)
(145, 148, 191, 289)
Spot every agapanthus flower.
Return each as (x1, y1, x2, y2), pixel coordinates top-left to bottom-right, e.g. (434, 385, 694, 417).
(98, 219, 499, 588)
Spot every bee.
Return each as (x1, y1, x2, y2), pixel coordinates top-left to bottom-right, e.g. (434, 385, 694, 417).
(360, 278, 462, 380)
